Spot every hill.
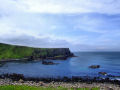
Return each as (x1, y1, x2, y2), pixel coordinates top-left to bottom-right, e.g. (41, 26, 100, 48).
(0, 43, 74, 61)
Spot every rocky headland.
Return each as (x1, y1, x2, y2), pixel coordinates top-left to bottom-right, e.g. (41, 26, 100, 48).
(0, 43, 74, 62)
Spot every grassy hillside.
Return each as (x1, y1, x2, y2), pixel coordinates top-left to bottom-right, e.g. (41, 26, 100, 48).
(0, 43, 34, 59)
(0, 43, 73, 60)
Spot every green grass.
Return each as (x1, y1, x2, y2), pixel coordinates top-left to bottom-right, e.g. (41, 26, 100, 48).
(0, 43, 34, 59)
(0, 85, 100, 90)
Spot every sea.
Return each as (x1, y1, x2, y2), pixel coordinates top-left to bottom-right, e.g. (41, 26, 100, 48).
(0, 52, 120, 80)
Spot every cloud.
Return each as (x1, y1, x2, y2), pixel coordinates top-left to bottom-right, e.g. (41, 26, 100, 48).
(0, 33, 70, 48)
(0, 0, 120, 51)
(1, 0, 120, 14)
(12, 0, 120, 14)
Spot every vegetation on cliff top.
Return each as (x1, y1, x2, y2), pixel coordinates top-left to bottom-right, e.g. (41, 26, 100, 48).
(0, 43, 73, 60)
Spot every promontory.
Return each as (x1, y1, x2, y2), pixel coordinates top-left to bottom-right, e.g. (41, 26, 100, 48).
(0, 43, 74, 61)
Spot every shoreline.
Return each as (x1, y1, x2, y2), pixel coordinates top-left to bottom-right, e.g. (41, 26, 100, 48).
(0, 73, 120, 89)
(0, 78, 120, 90)
(0, 73, 120, 85)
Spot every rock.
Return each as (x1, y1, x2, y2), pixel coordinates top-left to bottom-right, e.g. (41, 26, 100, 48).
(42, 61, 55, 65)
(39, 81, 44, 86)
(47, 56, 67, 60)
(99, 72, 107, 76)
(107, 87, 113, 90)
(19, 79, 24, 83)
(1, 73, 24, 81)
(89, 65, 100, 69)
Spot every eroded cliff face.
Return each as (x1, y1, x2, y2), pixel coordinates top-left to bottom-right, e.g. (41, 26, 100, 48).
(31, 48, 74, 60)
(0, 43, 74, 61)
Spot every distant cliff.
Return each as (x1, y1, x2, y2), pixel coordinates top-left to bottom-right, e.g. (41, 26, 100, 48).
(0, 43, 74, 61)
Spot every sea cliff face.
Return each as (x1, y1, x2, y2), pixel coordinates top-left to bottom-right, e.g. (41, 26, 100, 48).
(0, 43, 74, 61)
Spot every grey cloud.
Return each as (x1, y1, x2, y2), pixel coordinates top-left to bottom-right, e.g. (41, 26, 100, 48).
(0, 34, 70, 48)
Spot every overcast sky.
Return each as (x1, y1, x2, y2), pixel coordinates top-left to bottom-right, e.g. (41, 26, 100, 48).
(0, 0, 120, 51)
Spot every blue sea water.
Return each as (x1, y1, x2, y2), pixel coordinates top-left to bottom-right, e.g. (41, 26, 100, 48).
(0, 52, 120, 79)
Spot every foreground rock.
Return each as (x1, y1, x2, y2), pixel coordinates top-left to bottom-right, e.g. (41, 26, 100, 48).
(0, 78, 120, 90)
(0, 73, 120, 85)
(0, 73, 120, 89)
(89, 65, 100, 69)
(0, 73, 24, 81)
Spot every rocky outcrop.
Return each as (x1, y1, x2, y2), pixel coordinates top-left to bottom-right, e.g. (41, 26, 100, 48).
(29, 48, 74, 60)
(89, 65, 100, 69)
(99, 72, 107, 76)
(42, 61, 57, 65)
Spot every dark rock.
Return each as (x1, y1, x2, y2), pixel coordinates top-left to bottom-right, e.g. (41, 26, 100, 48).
(0, 73, 120, 85)
(107, 87, 113, 90)
(1, 73, 24, 81)
(89, 65, 100, 69)
(31, 48, 74, 60)
(47, 56, 67, 60)
(99, 72, 107, 76)
(42, 61, 56, 65)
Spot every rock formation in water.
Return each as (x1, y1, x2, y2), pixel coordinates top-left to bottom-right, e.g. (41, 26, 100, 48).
(89, 65, 100, 69)
(0, 43, 74, 61)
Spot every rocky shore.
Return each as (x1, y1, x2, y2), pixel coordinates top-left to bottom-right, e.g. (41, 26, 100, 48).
(0, 78, 120, 90)
(0, 73, 120, 90)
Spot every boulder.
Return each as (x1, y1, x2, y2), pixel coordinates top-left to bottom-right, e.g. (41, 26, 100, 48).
(99, 72, 107, 76)
(42, 61, 55, 65)
(19, 79, 24, 83)
(89, 65, 100, 69)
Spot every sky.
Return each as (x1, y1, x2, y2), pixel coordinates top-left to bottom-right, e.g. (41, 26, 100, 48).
(0, 0, 120, 51)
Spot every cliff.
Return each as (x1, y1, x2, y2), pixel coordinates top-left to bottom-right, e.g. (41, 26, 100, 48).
(0, 43, 74, 61)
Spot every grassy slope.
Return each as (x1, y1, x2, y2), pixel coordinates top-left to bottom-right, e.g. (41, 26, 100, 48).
(0, 43, 71, 60)
(0, 85, 100, 90)
(0, 43, 34, 59)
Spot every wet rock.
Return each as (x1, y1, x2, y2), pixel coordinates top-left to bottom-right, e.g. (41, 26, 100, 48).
(42, 61, 56, 65)
(1, 73, 24, 81)
(89, 65, 100, 69)
(99, 72, 107, 76)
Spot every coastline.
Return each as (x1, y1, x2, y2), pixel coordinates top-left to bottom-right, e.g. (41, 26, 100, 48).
(0, 53, 75, 63)
(0, 73, 120, 84)
(0, 55, 75, 63)
(0, 78, 119, 90)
